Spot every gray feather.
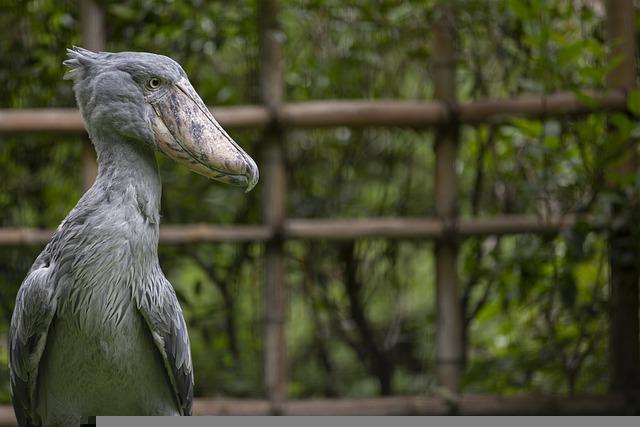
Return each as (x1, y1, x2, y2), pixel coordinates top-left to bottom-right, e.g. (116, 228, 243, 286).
(9, 48, 204, 426)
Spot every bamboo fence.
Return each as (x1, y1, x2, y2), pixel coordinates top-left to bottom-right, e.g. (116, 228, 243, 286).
(0, 0, 637, 421)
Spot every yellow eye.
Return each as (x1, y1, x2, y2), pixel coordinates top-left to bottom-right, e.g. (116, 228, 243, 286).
(147, 77, 161, 89)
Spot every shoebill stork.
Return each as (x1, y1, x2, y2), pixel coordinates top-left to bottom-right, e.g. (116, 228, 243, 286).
(9, 47, 258, 426)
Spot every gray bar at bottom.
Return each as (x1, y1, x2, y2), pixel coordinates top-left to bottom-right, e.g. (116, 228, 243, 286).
(98, 416, 640, 427)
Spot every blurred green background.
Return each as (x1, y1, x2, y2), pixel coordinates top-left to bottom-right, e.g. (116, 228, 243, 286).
(0, 0, 639, 403)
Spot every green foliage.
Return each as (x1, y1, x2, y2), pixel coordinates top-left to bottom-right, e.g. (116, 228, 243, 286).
(627, 89, 640, 116)
(0, 0, 637, 403)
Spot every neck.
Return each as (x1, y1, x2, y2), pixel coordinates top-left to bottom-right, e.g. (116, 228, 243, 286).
(89, 131, 161, 224)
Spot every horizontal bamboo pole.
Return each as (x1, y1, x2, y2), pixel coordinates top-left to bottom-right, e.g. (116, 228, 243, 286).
(0, 106, 271, 134)
(0, 215, 581, 246)
(0, 394, 625, 424)
(0, 225, 272, 245)
(458, 90, 627, 124)
(286, 215, 579, 239)
(191, 393, 628, 416)
(278, 100, 448, 127)
(0, 108, 84, 133)
(285, 218, 444, 239)
(457, 215, 579, 236)
(0, 405, 14, 427)
(0, 91, 626, 134)
(160, 224, 272, 242)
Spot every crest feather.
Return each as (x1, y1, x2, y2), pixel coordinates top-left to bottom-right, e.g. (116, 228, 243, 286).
(63, 46, 99, 81)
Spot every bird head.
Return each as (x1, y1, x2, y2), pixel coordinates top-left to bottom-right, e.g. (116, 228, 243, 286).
(63, 47, 258, 192)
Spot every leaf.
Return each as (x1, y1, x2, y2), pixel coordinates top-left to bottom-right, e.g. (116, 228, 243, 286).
(507, 0, 530, 20)
(610, 112, 633, 136)
(574, 91, 598, 109)
(627, 89, 640, 116)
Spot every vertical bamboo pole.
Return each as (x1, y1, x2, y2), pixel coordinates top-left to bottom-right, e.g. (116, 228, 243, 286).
(605, 0, 639, 393)
(432, 2, 463, 393)
(79, 0, 104, 190)
(259, 0, 287, 409)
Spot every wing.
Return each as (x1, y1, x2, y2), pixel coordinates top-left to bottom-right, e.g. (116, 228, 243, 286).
(135, 276, 194, 415)
(9, 254, 57, 427)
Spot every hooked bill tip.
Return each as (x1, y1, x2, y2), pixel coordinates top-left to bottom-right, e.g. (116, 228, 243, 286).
(243, 155, 259, 193)
(245, 171, 259, 193)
